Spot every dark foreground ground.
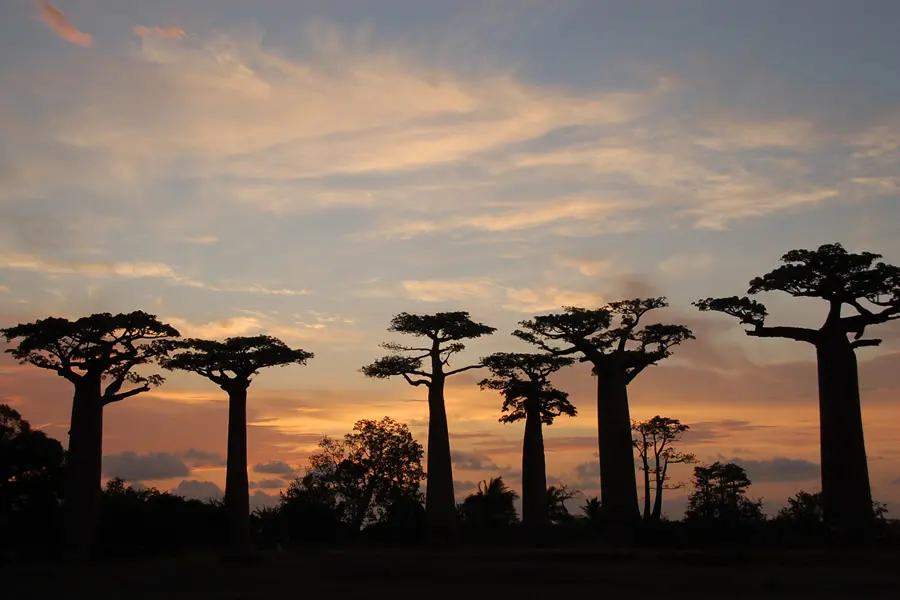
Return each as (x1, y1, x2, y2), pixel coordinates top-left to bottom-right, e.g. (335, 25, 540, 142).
(5, 547, 900, 599)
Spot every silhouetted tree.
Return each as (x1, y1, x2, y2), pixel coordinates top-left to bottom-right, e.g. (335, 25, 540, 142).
(1, 312, 178, 559)
(694, 243, 900, 543)
(459, 476, 519, 529)
(161, 335, 313, 554)
(777, 490, 889, 535)
(0, 404, 66, 555)
(632, 416, 696, 521)
(684, 462, 763, 525)
(293, 417, 425, 531)
(479, 352, 575, 530)
(515, 300, 694, 523)
(546, 484, 580, 524)
(361, 312, 496, 535)
(580, 496, 602, 523)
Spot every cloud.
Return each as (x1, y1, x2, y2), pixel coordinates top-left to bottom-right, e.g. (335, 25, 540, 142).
(402, 278, 602, 312)
(36, 2, 92, 48)
(250, 490, 280, 511)
(103, 451, 190, 481)
(164, 316, 265, 339)
(252, 460, 295, 475)
(250, 478, 286, 490)
(134, 26, 187, 40)
(658, 253, 715, 278)
(182, 448, 226, 467)
(183, 235, 218, 245)
(451, 450, 499, 471)
(0, 253, 311, 296)
(730, 456, 820, 483)
(171, 479, 223, 501)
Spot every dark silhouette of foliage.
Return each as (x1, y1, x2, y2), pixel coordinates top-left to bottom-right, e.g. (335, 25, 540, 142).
(546, 484, 580, 524)
(515, 299, 694, 523)
(631, 416, 696, 521)
(479, 351, 575, 530)
(99, 478, 227, 556)
(161, 335, 313, 554)
(693, 243, 900, 543)
(458, 476, 519, 530)
(580, 496, 602, 524)
(776, 490, 890, 543)
(361, 311, 495, 536)
(685, 462, 764, 525)
(0, 404, 66, 557)
(1, 311, 179, 560)
(288, 417, 425, 532)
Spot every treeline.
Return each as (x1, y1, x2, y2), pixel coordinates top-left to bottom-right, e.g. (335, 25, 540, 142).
(1, 242, 899, 560)
(3, 406, 896, 563)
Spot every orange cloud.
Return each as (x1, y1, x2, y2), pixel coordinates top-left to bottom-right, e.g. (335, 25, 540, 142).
(37, 2, 93, 48)
(134, 25, 187, 40)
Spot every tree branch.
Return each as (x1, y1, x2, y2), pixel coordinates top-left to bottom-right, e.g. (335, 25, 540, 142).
(445, 363, 484, 377)
(747, 325, 819, 344)
(401, 373, 430, 387)
(851, 338, 882, 349)
(102, 384, 151, 406)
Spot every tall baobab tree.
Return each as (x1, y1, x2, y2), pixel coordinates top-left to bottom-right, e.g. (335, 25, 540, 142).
(162, 335, 313, 554)
(515, 299, 694, 523)
(479, 352, 576, 530)
(361, 312, 496, 536)
(1, 311, 179, 560)
(694, 242, 900, 543)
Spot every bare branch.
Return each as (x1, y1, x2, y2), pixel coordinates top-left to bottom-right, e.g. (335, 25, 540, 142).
(401, 373, 431, 387)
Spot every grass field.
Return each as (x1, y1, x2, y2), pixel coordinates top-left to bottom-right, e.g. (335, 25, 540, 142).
(5, 547, 900, 599)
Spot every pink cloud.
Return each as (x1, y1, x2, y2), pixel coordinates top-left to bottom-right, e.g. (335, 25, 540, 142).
(133, 25, 187, 40)
(36, 2, 93, 48)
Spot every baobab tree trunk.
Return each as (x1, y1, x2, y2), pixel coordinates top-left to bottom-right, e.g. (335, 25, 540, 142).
(425, 375, 457, 537)
(225, 386, 252, 554)
(64, 379, 104, 562)
(521, 405, 548, 530)
(816, 336, 874, 544)
(596, 373, 641, 523)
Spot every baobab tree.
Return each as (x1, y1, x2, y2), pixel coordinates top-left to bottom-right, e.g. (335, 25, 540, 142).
(1, 311, 179, 559)
(515, 299, 694, 523)
(479, 352, 576, 530)
(161, 335, 313, 554)
(361, 312, 496, 535)
(631, 416, 696, 521)
(694, 242, 900, 543)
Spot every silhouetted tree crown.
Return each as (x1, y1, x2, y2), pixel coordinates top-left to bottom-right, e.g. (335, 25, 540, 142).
(287, 417, 425, 531)
(693, 243, 900, 346)
(361, 311, 496, 385)
(514, 299, 694, 380)
(685, 462, 763, 523)
(459, 477, 519, 528)
(1, 311, 179, 403)
(632, 416, 697, 520)
(161, 335, 313, 387)
(479, 352, 576, 424)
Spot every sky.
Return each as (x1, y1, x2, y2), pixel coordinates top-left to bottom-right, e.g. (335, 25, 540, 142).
(1, 0, 900, 516)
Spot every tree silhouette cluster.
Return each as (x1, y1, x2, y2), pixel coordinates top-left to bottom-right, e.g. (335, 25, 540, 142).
(2, 242, 899, 559)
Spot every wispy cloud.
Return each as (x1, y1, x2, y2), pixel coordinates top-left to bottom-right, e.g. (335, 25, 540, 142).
(402, 278, 602, 313)
(0, 253, 311, 296)
(36, 2, 92, 47)
(133, 25, 187, 40)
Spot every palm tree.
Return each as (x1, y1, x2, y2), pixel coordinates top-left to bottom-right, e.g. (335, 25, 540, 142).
(480, 352, 576, 530)
(581, 497, 602, 523)
(460, 477, 519, 528)
(547, 485, 580, 524)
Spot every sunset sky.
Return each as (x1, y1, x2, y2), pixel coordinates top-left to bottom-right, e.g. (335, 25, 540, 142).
(1, 0, 899, 516)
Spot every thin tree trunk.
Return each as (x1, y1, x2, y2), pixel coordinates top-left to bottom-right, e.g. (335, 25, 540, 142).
(642, 453, 651, 521)
(816, 336, 874, 544)
(651, 463, 666, 521)
(521, 405, 548, 530)
(425, 375, 456, 537)
(64, 379, 103, 562)
(225, 386, 251, 554)
(596, 373, 640, 523)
